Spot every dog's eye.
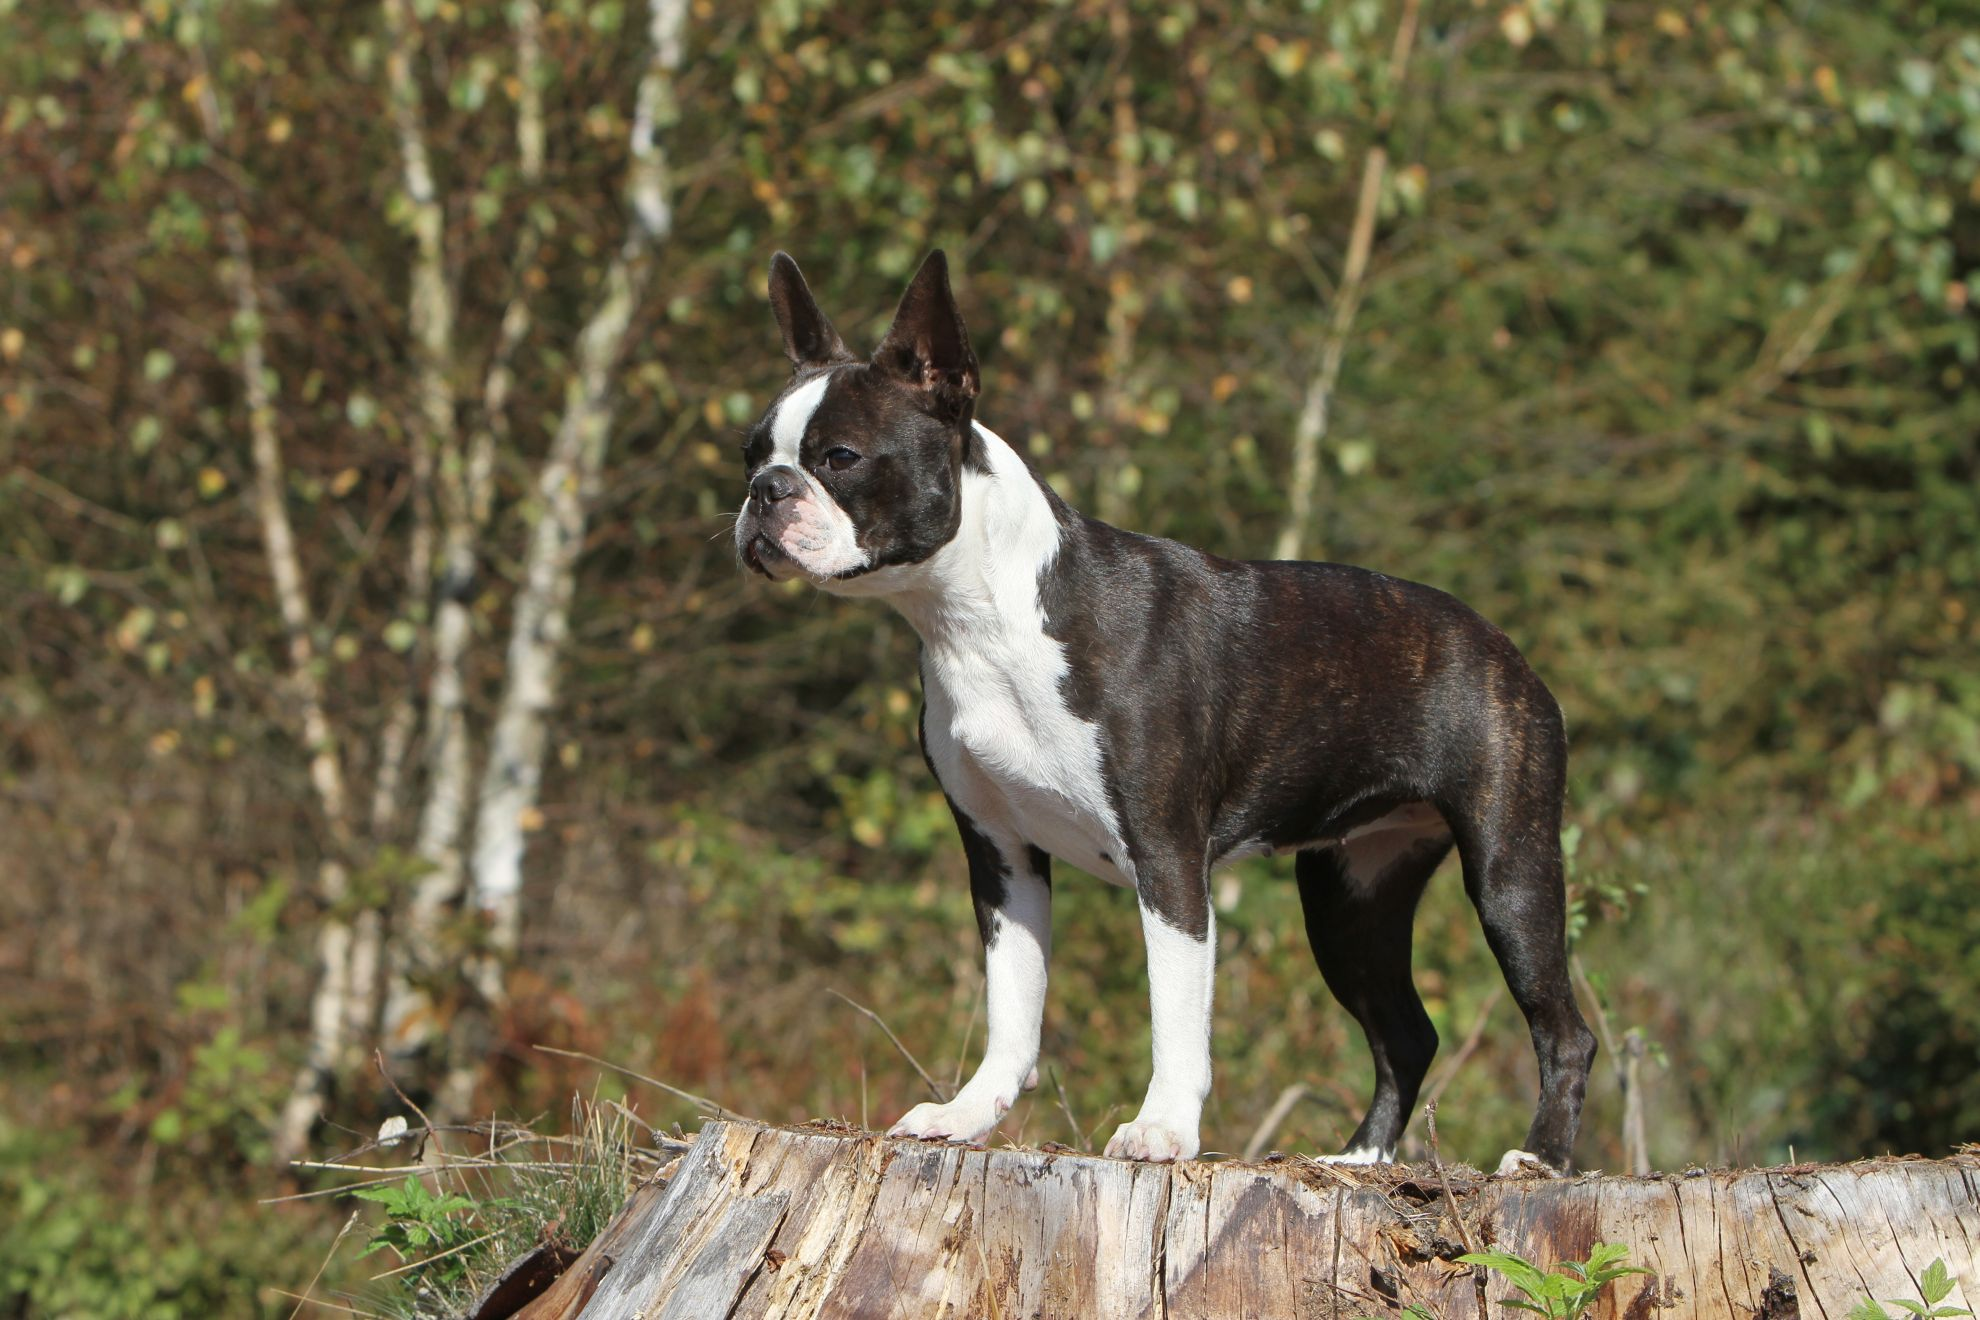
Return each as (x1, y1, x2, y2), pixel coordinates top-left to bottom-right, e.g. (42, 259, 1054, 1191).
(824, 447, 862, 472)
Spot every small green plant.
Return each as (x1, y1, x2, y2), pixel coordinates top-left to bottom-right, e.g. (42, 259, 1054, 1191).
(352, 1175, 488, 1290)
(1846, 1259, 1971, 1320)
(343, 1099, 644, 1319)
(1458, 1242, 1652, 1318)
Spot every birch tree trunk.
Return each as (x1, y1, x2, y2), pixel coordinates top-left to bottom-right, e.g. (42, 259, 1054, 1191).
(346, 0, 458, 1069)
(385, 0, 548, 1051)
(189, 39, 365, 1164)
(465, 0, 686, 980)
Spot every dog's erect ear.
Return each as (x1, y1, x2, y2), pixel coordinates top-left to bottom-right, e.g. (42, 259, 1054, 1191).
(768, 252, 852, 371)
(873, 250, 979, 419)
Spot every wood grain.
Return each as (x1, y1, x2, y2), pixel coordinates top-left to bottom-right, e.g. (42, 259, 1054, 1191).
(512, 1121, 1979, 1319)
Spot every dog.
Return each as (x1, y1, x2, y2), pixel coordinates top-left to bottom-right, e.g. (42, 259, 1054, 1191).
(734, 250, 1596, 1172)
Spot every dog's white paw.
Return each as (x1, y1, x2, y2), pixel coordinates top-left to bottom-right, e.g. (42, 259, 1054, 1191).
(1494, 1148, 1561, 1178)
(1104, 1119, 1199, 1162)
(888, 1094, 1010, 1145)
(1317, 1145, 1393, 1166)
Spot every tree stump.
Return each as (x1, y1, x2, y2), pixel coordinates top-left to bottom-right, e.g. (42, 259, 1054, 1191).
(510, 1120, 1979, 1319)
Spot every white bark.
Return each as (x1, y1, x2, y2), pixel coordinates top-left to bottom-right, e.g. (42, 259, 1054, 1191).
(382, 0, 456, 589)
(382, 0, 551, 1061)
(467, 0, 686, 963)
(191, 44, 360, 1163)
(373, 0, 468, 1058)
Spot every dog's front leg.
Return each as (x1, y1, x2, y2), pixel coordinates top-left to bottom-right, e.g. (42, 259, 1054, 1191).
(890, 820, 1050, 1145)
(1105, 869, 1214, 1162)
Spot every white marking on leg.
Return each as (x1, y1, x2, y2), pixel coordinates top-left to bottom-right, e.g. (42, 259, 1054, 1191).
(1494, 1148, 1560, 1178)
(1317, 1144, 1394, 1166)
(890, 863, 1049, 1145)
(1105, 903, 1214, 1162)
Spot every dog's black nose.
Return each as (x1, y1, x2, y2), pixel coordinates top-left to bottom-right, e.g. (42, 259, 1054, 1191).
(750, 466, 800, 506)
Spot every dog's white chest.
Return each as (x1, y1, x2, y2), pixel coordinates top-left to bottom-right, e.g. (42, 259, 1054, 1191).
(882, 424, 1132, 886)
(922, 649, 1130, 886)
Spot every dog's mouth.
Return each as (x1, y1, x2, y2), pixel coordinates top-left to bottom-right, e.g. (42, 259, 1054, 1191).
(741, 532, 784, 578)
(740, 528, 880, 584)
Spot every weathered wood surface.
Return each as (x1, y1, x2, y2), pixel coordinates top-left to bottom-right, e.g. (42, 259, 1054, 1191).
(515, 1120, 1979, 1319)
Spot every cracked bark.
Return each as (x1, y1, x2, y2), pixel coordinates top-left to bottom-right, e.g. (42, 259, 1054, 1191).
(511, 1122, 1980, 1320)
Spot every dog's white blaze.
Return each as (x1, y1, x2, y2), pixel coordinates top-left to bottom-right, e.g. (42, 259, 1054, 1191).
(1106, 905, 1214, 1161)
(889, 423, 1131, 888)
(741, 372, 869, 579)
(890, 856, 1050, 1145)
(769, 372, 830, 464)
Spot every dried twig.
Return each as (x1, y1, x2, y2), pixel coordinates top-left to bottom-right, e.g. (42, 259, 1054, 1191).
(1622, 1029, 1651, 1176)
(1423, 1100, 1480, 1256)
(1572, 953, 1651, 1173)
(532, 1045, 745, 1120)
(1420, 987, 1500, 1113)
(267, 1288, 375, 1317)
(260, 1172, 419, 1205)
(374, 1050, 447, 1165)
(285, 1210, 359, 1320)
(1049, 1067, 1087, 1153)
(827, 988, 949, 1103)
(973, 1234, 1006, 1320)
(368, 1228, 502, 1282)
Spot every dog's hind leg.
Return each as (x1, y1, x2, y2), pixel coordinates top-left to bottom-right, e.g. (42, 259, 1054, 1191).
(1299, 820, 1453, 1163)
(1444, 729, 1597, 1173)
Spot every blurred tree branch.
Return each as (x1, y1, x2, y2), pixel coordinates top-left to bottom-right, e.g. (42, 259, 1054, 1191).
(1275, 0, 1421, 562)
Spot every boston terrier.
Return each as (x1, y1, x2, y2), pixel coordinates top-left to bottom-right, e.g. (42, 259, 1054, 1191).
(734, 250, 1596, 1172)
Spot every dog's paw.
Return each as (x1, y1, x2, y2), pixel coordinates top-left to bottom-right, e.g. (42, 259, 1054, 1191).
(1316, 1145, 1393, 1166)
(887, 1094, 1010, 1145)
(1104, 1119, 1199, 1162)
(1493, 1148, 1562, 1179)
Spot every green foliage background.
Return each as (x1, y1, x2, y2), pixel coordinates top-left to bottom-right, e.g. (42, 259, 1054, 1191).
(2, 0, 1978, 1311)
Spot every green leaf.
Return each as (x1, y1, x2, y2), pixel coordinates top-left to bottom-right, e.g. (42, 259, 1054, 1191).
(1851, 1301, 1894, 1320)
(1460, 1250, 1551, 1298)
(1922, 1261, 1953, 1307)
(1584, 1242, 1632, 1273)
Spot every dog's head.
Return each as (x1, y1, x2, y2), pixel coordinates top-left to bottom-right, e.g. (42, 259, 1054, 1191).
(734, 251, 982, 595)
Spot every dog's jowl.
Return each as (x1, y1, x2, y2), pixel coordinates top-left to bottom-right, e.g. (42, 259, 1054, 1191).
(735, 251, 1597, 1172)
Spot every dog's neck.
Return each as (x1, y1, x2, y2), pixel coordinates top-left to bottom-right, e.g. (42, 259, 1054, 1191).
(848, 421, 1067, 656)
